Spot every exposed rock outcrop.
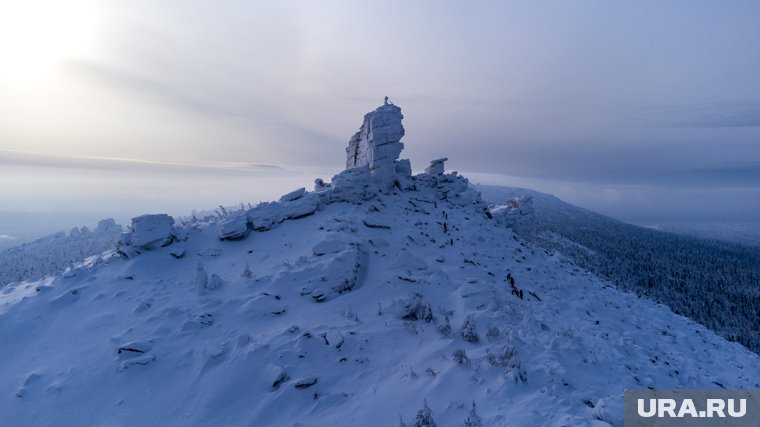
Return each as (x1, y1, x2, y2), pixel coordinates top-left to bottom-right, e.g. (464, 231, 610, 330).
(122, 100, 483, 249)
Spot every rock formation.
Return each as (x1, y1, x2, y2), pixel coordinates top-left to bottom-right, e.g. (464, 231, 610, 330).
(425, 158, 448, 175)
(344, 103, 407, 189)
(118, 100, 487, 244)
(490, 195, 534, 230)
(120, 214, 176, 252)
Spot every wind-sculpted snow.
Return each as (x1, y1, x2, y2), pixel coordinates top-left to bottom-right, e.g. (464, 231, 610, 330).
(1, 104, 758, 426)
(2, 184, 758, 426)
(478, 184, 760, 354)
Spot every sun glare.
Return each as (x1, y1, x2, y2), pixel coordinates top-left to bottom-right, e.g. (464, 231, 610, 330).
(0, 0, 98, 86)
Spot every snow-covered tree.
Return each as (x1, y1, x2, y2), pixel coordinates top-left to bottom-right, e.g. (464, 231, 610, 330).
(412, 400, 436, 427)
(400, 293, 434, 323)
(463, 401, 483, 427)
(437, 315, 452, 336)
(195, 261, 208, 291)
(451, 349, 470, 366)
(459, 314, 480, 343)
(486, 324, 500, 341)
(241, 262, 253, 279)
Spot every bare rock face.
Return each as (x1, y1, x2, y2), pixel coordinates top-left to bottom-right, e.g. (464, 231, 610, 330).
(344, 103, 406, 189)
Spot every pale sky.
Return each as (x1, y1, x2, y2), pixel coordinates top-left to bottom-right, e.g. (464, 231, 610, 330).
(1, 0, 759, 228)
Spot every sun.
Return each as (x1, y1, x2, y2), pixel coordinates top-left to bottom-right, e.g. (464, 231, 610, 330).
(0, 0, 99, 86)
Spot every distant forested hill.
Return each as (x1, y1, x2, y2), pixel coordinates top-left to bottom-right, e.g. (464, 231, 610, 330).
(0, 219, 122, 287)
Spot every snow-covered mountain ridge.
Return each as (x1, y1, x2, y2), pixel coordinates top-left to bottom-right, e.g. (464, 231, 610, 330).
(1, 103, 758, 426)
(476, 185, 760, 355)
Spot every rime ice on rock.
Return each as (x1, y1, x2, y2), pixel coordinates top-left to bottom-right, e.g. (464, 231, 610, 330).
(219, 214, 249, 240)
(490, 195, 534, 230)
(344, 103, 407, 189)
(279, 187, 306, 202)
(122, 214, 176, 251)
(425, 158, 448, 175)
(320, 100, 484, 209)
(209, 100, 478, 239)
(395, 158, 414, 190)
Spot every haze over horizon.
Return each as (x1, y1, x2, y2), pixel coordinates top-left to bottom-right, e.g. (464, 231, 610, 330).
(2, 0, 759, 232)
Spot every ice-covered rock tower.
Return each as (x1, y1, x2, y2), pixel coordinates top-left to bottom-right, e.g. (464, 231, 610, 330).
(328, 100, 415, 201)
(344, 102, 408, 188)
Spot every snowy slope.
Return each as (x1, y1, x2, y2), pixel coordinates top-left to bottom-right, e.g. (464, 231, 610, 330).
(476, 184, 760, 354)
(2, 187, 758, 426)
(1, 105, 758, 426)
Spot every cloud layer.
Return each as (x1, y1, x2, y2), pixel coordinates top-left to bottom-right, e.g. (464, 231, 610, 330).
(1, 0, 759, 222)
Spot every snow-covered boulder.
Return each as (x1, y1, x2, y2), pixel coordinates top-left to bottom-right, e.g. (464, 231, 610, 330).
(389, 250, 427, 273)
(425, 157, 448, 175)
(312, 239, 348, 256)
(279, 187, 306, 202)
(490, 195, 534, 229)
(218, 213, 250, 240)
(362, 214, 392, 229)
(294, 376, 318, 389)
(246, 202, 285, 231)
(330, 166, 376, 203)
(395, 159, 414, 190)
(115, 341, 155, 371)
(123, 214, 175, 251)
(318, 246, 367, 296)
(455, 185, 483, 206)
(314, 178, 329, 191)
(116, 341, 152, 360)
(281, 192, 319, 219)
(276, 244, 368, 302)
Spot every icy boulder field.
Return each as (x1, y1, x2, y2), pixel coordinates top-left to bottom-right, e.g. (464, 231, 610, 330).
(1, 103, 759, 426)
